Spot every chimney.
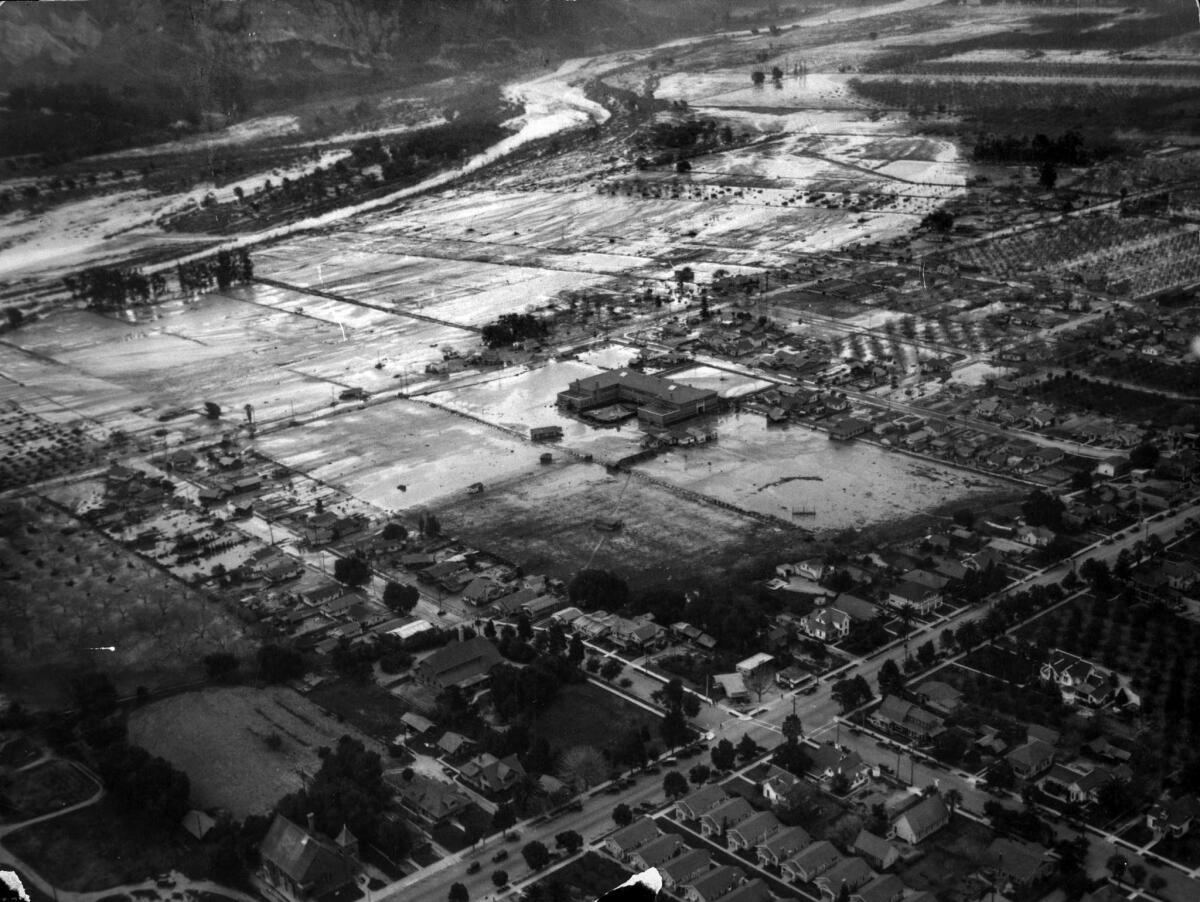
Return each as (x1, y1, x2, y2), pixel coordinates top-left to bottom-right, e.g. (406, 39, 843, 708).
(457, 624, 465, 642)
(307, 812, 316, 833)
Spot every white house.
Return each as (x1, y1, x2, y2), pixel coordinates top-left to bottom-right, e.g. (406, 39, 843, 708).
(800, 608, 851, 642)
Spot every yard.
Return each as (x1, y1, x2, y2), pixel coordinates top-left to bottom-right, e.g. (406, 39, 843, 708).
(127, 685, 382, 818)
(0, 758, 99, 823)
(897, 814, 994, 899)
(529, 682, 662, 758)
(307, 679, 414, 744)
(3, 797, 211, 892)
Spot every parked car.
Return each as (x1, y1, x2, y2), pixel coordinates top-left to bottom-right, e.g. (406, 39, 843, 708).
(492, 850, 509, 863)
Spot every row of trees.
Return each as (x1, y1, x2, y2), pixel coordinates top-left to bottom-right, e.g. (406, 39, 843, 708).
(62, 249, 253, 311)
(971, 131, 1090, 166)
(481, 313, 550, 348)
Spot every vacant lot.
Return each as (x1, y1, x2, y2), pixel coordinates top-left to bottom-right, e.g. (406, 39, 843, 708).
(3, 797, 210, 892)
(128, 685, 381, 818)
(0, 496, 252, 705)
(307, 680, 413, 743)
(428, 460, 789, 587)
(898, 814, 993, 898)
(530, 682, 662, 757)
(0, 758, 99, 823)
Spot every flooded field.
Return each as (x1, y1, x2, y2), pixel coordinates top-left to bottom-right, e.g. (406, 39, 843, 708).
(637, 412, 1006, 528)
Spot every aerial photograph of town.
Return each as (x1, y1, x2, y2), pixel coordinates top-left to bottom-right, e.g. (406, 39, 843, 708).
(1, 1, 1199, 902)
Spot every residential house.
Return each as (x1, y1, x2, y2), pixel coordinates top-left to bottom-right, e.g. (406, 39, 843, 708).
(869, 696, 945, 743)
(677, 785, 730, 821)
(890, 794, 949, 845)
(814, 857, 874, 899)
(1039, 650, 1116, 708)
(761, 766, 802, 805)
(800, 608, 851, 642)
(832, 594, 879, 623)
(781, 840, 841, 883)
(985, 837, 1055, 889)
(886, 580, 940, 615)
(462, 577, 504, 606)
(437, 731, 472, 758)
(728, 812, 783, 851)
(604, 817, 662, 860)
(852, 830, 899, 871)
(258, 814, 359, 902)
(913, 681, 963, 715)
(1147, 792, 1200, 837)
(413, 638, 502, 693)
(630, 834, 686, 871)
(662, 849, 712, 890)
(718, 879, 770, 902)
(458, 753, 525, 796)
(387, 771, 471, 826)
(683, 865, 744, 902)
(851, 874, 905, 902)
(1040, 763, 1115, 806)
(715, 673, 750, 703)
(400, 712, 436, 737)
(522, 595, 567, 621)
(1163, 560, 1200, 592)
(807, 743, 870, 790)
(1017, 525, 1056, 548)
(701, 797, 755, 837)
(758, 826, 812, 867)
(776, 665, 809, 690)
(1005, 739, 1056, 780)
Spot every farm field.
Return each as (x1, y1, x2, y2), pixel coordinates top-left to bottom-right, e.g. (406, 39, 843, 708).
(427, 460, 785, 587)
(127, 686, 381, 819)
(0, 495, 251, 705)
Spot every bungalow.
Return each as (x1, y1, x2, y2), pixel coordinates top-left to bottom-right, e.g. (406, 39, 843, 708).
(678, 785, 729, 821)
(1147, 792, 1200, 837)
(736, 653, 775, 678)
(807, 744, 870, 789)
(832, 594, 879, 623)
(1017, 525, 1056, 548)
(853, 830, 899, 872)
(852, 874, 905, 902)
(701, 797, 755, 837)
(462, 577, 504, 606)
(796, 559, 828, 581)
(400, 712, 436, 736)
(662, 849, 713, 890)
(913, 681, 963, 715)
(728, 812, 783, 851)
(458, 752, 525, 796)
(985, 837, 1054, 889)
(886, 580, 940, 615)
(830, 417, 871, 441)
(782, 840, 841, 884)
(758, 826, 812, 867)
(761, 766, 803, 805)
(388, 771, 471, 825)
(814, 858, 873, 900)
(890, 794, 949, 845)
(1005, 739, 1056, 780)
(630, 834, 686, 871)
(800, 608, 851, 642)
(605, 817, 662, 860)
(1040, 763, 1115, 805)
(684, 866, 744, 902)
(869, 696, 945, 743)
(1163, 560, 1200, 592)
(718, 879, 770, 902)
(715, 672, 750, 703)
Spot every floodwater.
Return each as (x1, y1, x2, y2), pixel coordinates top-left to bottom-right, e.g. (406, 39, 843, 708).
(638, 410, 1005, 529)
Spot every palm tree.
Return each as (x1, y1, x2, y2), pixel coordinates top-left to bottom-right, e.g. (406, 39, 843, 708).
(896, 602, 917, 661)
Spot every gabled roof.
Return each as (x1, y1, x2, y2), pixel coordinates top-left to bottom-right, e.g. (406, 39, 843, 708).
(719, 878, 769, 902)
(609, 816, 661, 852)
(894, 794, 948, 837)
(729, 811, 781, 845)
(632, 833, 685, 867)
(785, 839, 840, 874)
(418, 637, 502, 687)
(662, 848, 710, 883)
(815, 856, 873, 892)
(759, 825, 810, 858)
(1006, 739, 1055, 771)
(853, 829, 896, 865)
(703, 797, 753, 827)
(679, 784, 729, 816)
(685, 865, 742, 901)
(853, 874, 905, 902)
(986, 837, 1052, 884)
(259, 813, 353, 887)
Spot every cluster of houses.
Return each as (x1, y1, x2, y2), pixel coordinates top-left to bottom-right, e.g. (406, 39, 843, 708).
(602, 776, 967, 902)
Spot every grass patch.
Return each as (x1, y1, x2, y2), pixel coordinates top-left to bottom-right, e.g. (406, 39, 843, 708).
(529, 682, 661, 756)
(898, 814, 993, 898)
(0, 759, 98, 822)
(1151, 830, 1200, 870)
(307, 679, 413, 742)
(4, 796, 210, 892)
(527, 851, 630, 900)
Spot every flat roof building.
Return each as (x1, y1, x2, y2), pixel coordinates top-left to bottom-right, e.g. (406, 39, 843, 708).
(558, 369, 718, 427)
